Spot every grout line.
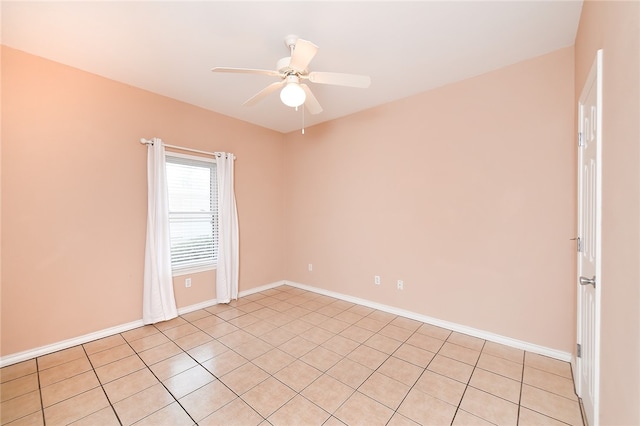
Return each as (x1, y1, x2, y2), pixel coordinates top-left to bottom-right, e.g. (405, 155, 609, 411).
(81, 341, 124, 426)
(517, 346, 526, 426)
(382, 322, 432, 423)
(447, 336, 486, 425)
(34, 357, 47, 426)
(141, 325, 220, 425)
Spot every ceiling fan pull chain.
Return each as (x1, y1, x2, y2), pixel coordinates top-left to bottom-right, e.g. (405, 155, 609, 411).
(302, 104, 305, 134)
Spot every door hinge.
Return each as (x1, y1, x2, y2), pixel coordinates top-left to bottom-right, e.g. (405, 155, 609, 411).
(571, 237, 582, 252)
(577, 343, 582, 358)
(578, 132, 584, 147)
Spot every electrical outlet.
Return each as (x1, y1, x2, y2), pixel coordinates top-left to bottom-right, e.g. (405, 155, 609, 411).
(397, 280, 404, 290)
(185, 278, 192, 288)
(374, 275, 381, 285)
(308, 264, 313, 272)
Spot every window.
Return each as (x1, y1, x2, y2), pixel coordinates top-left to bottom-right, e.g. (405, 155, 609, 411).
(165, 153, 217, 274)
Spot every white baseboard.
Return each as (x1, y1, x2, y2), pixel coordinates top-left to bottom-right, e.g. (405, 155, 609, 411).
(0, 320, 145, 368)
(239, 280, 286, 298)
(1, 280, 288, 368)
(177, 299, 219, 315)
(1, 278, 570, 368)
(283, 280, 573, 362)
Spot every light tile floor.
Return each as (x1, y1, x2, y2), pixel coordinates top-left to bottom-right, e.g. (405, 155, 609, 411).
(0, 285, 584, 425)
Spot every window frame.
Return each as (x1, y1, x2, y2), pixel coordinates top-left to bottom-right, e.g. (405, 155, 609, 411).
(164, 151, 218, 277)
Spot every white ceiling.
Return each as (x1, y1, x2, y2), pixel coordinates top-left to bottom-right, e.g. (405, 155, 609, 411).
(1, 1, 583, 134)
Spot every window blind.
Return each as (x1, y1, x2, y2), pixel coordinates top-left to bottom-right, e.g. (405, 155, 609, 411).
(165, 154, 218, 271)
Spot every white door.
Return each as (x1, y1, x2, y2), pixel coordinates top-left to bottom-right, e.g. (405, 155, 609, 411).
(576, 49, 602, 426)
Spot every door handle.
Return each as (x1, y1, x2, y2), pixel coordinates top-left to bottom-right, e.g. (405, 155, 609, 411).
(579, 276, 596, 287)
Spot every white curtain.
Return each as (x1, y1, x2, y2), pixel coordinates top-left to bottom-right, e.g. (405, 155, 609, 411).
(143, 138, 178, 324)
(215, 152, 239, 303)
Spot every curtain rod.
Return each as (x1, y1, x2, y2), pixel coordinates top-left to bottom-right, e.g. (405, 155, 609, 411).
(139, 138, 234, 159)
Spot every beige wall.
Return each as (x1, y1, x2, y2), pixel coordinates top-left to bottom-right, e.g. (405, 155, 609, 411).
(284, 48, 576, 353)
(1, 46, 286, 356)
(575, 1, 640, 424)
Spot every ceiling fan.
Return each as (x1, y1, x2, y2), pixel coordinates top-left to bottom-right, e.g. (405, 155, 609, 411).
(211, 35, 371, 114)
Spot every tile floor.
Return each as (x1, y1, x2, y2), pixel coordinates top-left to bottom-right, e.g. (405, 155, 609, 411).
(0, 285, 584, 426)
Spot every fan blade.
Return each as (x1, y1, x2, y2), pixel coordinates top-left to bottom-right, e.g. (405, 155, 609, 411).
(300, 84, 323, 114)
(308, 71, 371, 88)
(243, 81, 285, 106)
(212, 67, 281, 77)
(289, 39, 318, 72)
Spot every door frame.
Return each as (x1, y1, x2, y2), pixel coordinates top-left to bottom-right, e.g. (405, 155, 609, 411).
(575, 48, 602, 426)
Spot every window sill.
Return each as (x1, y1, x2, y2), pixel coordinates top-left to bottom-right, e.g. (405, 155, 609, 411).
(172, 264, 216, 277)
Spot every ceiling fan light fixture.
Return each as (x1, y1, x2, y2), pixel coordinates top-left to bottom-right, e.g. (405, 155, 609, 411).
(280, 80, 306, 108)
